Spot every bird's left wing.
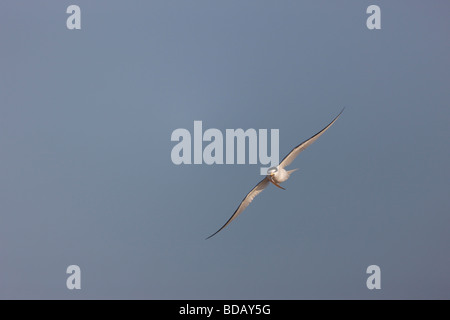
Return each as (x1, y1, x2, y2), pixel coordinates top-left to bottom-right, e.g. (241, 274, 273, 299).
(206, 177, 270, 239)
(279, 108, 344, 169)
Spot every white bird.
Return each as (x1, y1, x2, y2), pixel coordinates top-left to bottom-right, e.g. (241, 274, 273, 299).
(206, 108, 344, 239)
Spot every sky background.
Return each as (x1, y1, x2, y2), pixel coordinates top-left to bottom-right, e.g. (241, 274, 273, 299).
(1, 1, 449, 299)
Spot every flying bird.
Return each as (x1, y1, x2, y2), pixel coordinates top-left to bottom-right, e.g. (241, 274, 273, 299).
(206, 108, 344, 239)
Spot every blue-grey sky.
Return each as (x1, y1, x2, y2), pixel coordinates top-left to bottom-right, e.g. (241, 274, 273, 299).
(1, 1, 449, 299)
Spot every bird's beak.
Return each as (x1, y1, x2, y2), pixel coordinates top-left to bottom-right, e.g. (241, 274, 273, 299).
(270, 180, 286, 190)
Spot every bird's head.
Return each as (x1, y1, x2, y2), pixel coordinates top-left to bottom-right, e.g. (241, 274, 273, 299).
(267, 166, 278, 177)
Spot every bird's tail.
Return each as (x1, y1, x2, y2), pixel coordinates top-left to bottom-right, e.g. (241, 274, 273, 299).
(287, 168, 299, 176)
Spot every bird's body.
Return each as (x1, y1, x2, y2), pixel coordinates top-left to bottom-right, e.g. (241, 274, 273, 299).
(206, 108, 344, 239)
(267, 167, 298, 190)
(272, 167, 290, 184)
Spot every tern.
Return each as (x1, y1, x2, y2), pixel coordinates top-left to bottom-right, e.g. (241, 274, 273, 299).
(206, 108, 344, 239)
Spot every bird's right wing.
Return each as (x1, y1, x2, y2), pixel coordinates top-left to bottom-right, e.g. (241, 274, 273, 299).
(206, 177, 270, 239)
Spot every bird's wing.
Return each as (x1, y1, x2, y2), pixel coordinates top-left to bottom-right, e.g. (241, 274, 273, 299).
(279, 108, 344, 169)
(206, 177, 270, 239)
